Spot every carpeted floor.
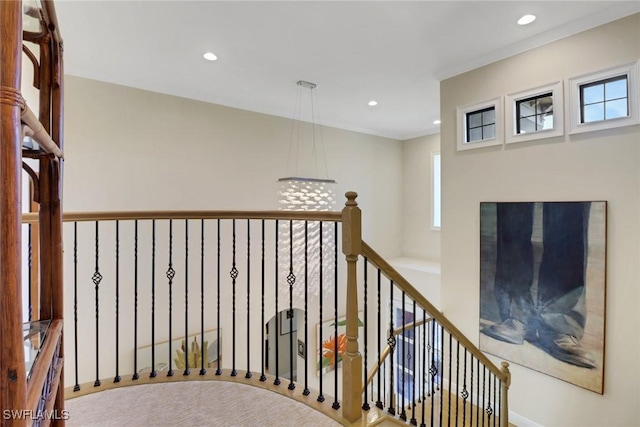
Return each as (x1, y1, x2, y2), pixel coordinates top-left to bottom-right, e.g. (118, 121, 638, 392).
(65, 381, 343, 426)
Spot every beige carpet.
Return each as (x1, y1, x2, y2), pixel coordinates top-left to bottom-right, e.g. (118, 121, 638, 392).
(65, 381, 343, 426)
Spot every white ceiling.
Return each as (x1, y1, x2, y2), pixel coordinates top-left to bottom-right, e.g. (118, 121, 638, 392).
(55, 1, 640, 140)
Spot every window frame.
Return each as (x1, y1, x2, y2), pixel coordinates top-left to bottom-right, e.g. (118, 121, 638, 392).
(457, 98, 503, 151)
(569, 60, 639, 134)
(506, 81, 564, 144)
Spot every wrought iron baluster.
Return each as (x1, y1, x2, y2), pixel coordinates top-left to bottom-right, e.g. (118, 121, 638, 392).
(93, 221, 102, 387)
(492, 373, 497, 427)
(114, 221, 121, 383)
(73, 222, 80, 391)
(287, 220, 295, 390)
(388, 280, 396, 416)
(362, 258, 370, 411)
(230, 219, 238, 377)
(150, 220, 157, 378)
(260, 220, 267, 382)
(400, 291, 407, 422)
(184, 219, 190, 376)
(448, 333, 452, 427)
(303, 221, 310, 396)
(410, 300, 416, 426)
(317, 221, 324, 402)
(455, 341, 460, 425)
(274, 220, 280, 386)
(430, 319, 436, 426)
(332, 222, 340, 410)
(462, 348, 468, 425)
(438, 323, 444, 425)
(483, 366, 488, 427)
(376, 268, 383, 409)
(133, 221, 139, 380)
(167, 220, 175, 377)
(200, 219, 206, 376)
(420, 309, 426, 427)
(246, 219, 252, 379)
(476, 358, 481, 425)
(215, 219, 222, 376)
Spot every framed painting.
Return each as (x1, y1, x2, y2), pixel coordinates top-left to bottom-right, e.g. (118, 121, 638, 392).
(316, 312, 364, 376)
(479, 201, 606, 393)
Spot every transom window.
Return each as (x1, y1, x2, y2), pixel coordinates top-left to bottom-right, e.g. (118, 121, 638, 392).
(580, 75, 628, 123)
(466, 107, 495, 143)
(516, 92, 553, 133)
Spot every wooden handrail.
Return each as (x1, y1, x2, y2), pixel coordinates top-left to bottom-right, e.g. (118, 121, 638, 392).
(360, 241, 509, 382)
(26, 319, 63, 413)
(21, 210, 343, 224)
(363, 317, 431, 392)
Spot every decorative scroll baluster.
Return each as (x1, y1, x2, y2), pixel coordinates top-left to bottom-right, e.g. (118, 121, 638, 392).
(332, 222, 340, 410)
(400, 291, 407, 422)
(376, 268, 383, 409)
(215, 220, 222, 376)
(317, 221, 324, 403)
(303, 221, 310, 396)
(410, 300, 417, 426)
(151, 220, 157, 378)
(93, 221, 102, 387)
(274, 220, 280, 386)
(114, 220, 121, 383)
(287, 220, 295, 390)
(387, 279, 396, 416)
(230, 219, 238, 377)
(200, 219, 206, 376)
(482, 366, 491, 426)
(184, 220, 190, 376)
(133, 220, 140, 381)
(430, 319, 436, 426)
(246, 219, 252, 379)
(362, 258, 370, 411)
(260, 220, 267, 382)
(73, 222, 80, 391)
(167, 220, 175, 377)
(462, 348, 468, 425)
(420, 309, 426, 427)
(455, 341, 461, 424)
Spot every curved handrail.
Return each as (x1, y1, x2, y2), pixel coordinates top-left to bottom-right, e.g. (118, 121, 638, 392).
(360, 241, 509, 383)
(22, 210, 343, 224)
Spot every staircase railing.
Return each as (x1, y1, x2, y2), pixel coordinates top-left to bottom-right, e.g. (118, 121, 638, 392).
(21, 192, 510, 425)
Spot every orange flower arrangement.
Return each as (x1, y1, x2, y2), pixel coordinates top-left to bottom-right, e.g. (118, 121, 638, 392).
(322, 333, 347, 366)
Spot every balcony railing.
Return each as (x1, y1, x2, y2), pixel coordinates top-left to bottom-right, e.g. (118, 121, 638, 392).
(22, 192, 510, 425)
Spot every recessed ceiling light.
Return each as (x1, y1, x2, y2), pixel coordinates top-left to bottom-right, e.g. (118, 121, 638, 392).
(368, 100, 378, 106)
(433, 119, 441, 125)
(203, 52, 218, 61)
(517, 14, 536, 26)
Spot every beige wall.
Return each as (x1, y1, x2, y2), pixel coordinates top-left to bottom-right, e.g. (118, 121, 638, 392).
(401, 133, 441, 261)
(63, 76, 403, 257)
(441, 14, 639, 427)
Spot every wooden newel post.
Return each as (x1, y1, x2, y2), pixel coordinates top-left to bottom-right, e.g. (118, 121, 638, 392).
(341, 191, 363, 422)
(500, 361, 511, 427)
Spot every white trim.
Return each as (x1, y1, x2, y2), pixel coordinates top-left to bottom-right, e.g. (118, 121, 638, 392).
(506, 81, 564, 144)
(457, 98, 503, 151)
(430, 151, 441, 230)
(568, 59, 640, 134)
